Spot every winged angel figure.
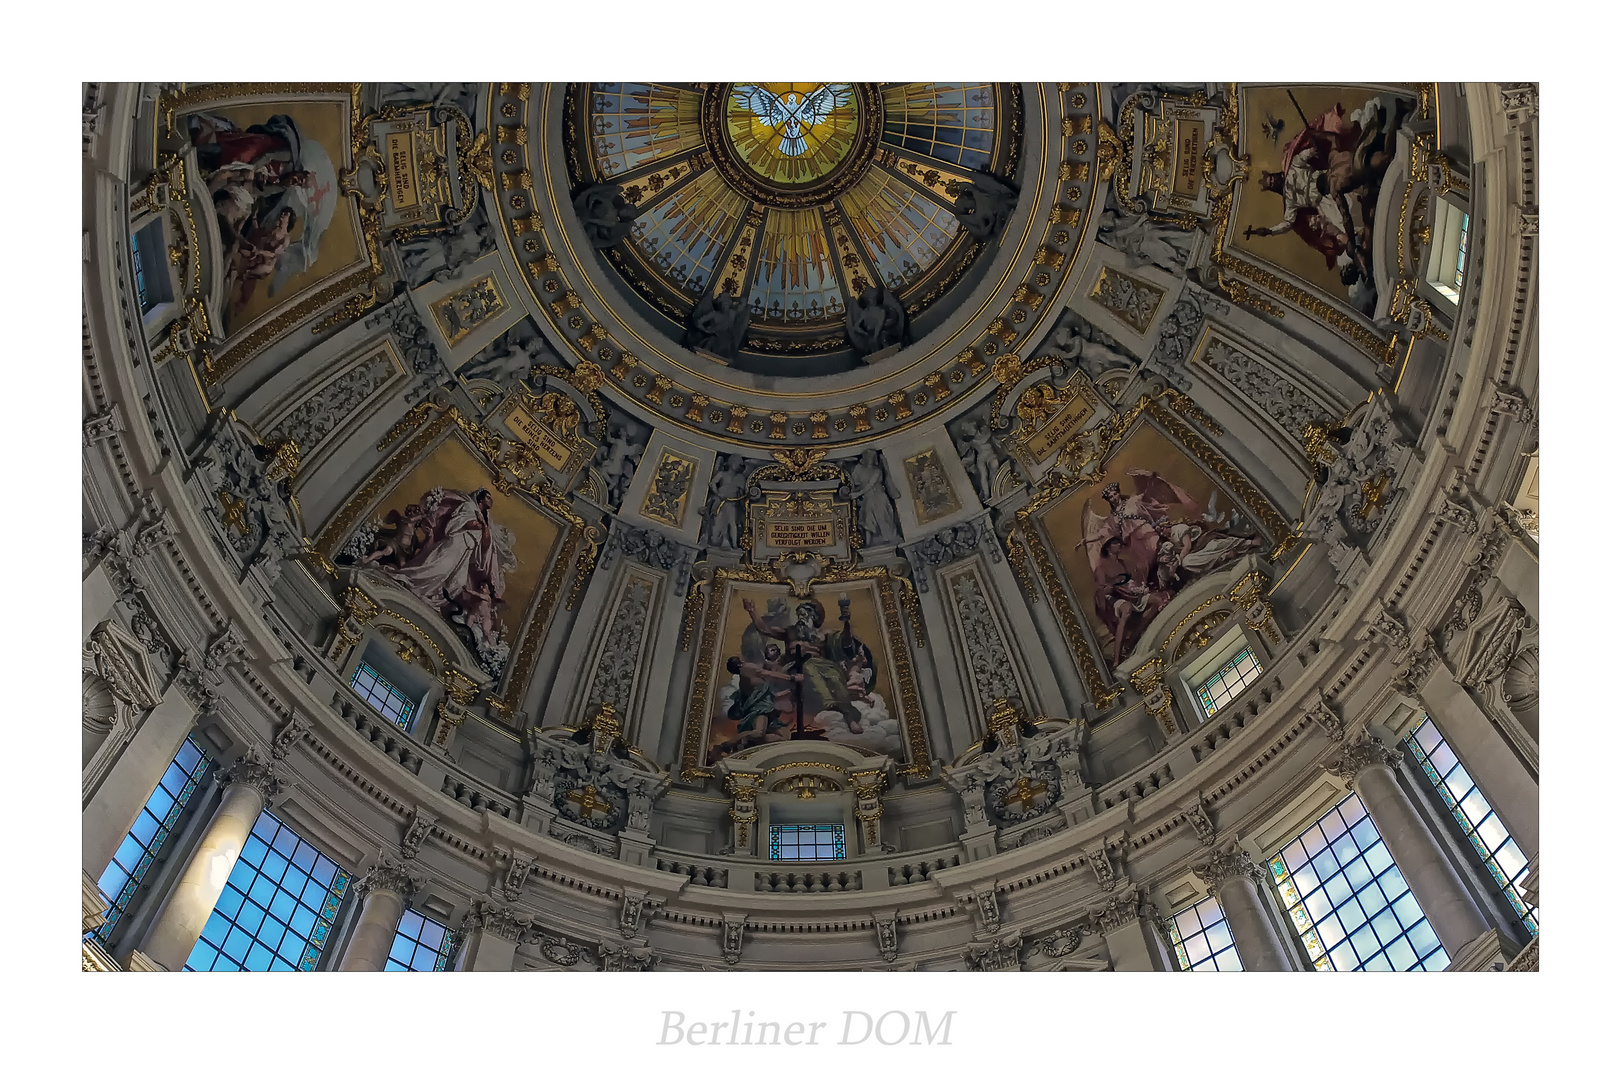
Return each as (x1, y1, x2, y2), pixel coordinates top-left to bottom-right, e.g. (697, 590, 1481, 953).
(736, 85, 840, 158)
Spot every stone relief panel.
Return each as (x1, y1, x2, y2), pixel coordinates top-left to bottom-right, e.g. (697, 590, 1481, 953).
(257, 342, 407, 484)
(940, 560, 1031, 732)
(578, 568, 660, 724)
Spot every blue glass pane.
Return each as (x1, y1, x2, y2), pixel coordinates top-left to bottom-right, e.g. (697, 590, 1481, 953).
(228, 859, 258, 893)
(186, 810, 349, 974)
(186, 942, 218, 971)
(1386, 937, 1419, 971)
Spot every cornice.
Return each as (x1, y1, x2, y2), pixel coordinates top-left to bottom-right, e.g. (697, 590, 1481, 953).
(81, 83, 1534, 966)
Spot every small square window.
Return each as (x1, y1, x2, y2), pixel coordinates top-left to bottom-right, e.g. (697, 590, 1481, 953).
(349, 662, 416, 730)
(1194, 646, 1262, 718)
(769, 824, 846, 862)
(385, 908, 457, 971)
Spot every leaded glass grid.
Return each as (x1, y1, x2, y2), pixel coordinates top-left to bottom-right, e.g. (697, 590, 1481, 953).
(387, 909, 456, 971)
(184, 810, 351, 972)
(132, 232, 152, 313)
(769, 824, 846, 861)
(1406, 715, 1537, 935)
(350, 662, 415, 730)
(1454, 213, 1470, 290)
(92, 735, 211, 943)
(1270, 792, 1449, 971)
(1166, 895, 1243, 971)
(1195, 646, 1262, 717)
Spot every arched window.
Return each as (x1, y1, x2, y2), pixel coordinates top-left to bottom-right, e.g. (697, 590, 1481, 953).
(1269, 792, 1448, 970)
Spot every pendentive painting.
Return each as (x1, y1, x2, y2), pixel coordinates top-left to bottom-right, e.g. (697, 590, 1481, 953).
(1038, 423, 1268, 669)
(702, 580, 907, 767)
(333, 435, 564, 681)
(1231, 84, 1418, 318)
(181, 95, 363, 337)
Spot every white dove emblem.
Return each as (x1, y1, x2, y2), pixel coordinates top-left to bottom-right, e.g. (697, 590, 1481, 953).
(737, 84, 838, 158)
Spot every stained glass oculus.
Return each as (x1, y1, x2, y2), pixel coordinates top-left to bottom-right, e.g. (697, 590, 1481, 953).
(568, 82, 1019, 365)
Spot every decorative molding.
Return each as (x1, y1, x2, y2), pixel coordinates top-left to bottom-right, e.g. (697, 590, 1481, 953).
(1324, 732, 1403, 781)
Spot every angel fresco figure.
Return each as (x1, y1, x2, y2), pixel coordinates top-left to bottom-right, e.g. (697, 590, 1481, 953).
(187, 111, 337, 321)
(353, 487, 517, 674)
(1081, 469, 1262, 666)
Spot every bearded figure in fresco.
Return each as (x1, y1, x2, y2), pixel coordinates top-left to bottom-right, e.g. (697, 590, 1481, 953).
(709, 595, 901, 763)
(359, 487, 517, 667)
(1244, 93, 1413, 314)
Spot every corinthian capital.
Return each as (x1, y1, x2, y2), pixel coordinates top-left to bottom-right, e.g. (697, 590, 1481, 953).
(1325, 732, 1403, 781)
(217, 749, 283, 802)
(356, 856, 421, 902)
(1193, 845, 1265, 892)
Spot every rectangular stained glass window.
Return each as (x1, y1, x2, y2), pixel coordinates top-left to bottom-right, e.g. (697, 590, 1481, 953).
(184, 810, 350, 971)
(93, 736, 212, 943)
(132, 233, 152, 313)
(1196, 646, 1262, 718)
(350, 662, 416, 730)
(1454, 213, 1470, 290)
(1271, 792, 1449, 971)
(1406, 715, 1537, 935)
(1166, 895, 1243, 971)
(769, 824, 846, 861)
(387, 909, 457, 971)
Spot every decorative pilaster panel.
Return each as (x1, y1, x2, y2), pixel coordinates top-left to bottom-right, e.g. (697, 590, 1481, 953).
(939, 558, 1036, 738)
(577, 568, 660, 723)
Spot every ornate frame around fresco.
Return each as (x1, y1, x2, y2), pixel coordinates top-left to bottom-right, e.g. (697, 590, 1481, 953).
(1201, 82, 1441, 367)
(309, 401, 600, 719)
(493, 82, 1108, 453)
(155, 83, 388, 388)
(678, 563, 929, 781)
(1007, 386, 1297, 710)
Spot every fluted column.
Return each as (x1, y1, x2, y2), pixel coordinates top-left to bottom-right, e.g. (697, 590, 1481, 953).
(141, 752, 281, 971)
(1328, 734, 1491, 958)
(339, 858, 420, 971)
(1194, 846, 1298, 971)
